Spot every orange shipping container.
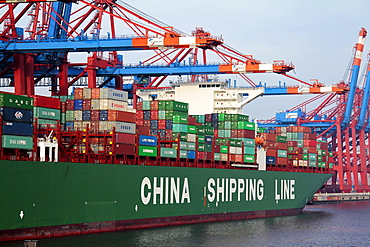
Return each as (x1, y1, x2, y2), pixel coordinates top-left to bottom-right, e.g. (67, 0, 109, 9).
(150, 101, 159, 111)
(91, 88, 100, 99)
(108, 110, 136, 123)
(74, 88, 83, 99)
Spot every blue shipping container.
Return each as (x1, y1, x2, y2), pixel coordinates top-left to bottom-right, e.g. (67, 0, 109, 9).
(82, 110, 91, 121)
(211, 113, 218, 122)
(99, 110, 108, 121)
(165, 120, 173, 130)
(1, 107, 33, 123)
(150, 120, 158, 130)
(266, 156, 276, 165)
(187, 150, 196, 159)
(74, 100, 83, 110)
(143, 111, 151, 120)
(205, 135, 213, 143)
(3, 121, 33, 136)
(65, 121, 74, 129)
(139, 135, 158, 146)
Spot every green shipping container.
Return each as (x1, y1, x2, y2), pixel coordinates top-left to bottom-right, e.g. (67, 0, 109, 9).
(34, 107, 61, 120)
(240, 138, 255, 147)
(318, 162, 326, 168)
(214, 153, 221, 161)
(198, 143, 205, 152)
(173, 142, 188, 150)
(158, 110, 166, 119)
(187, 142, 196, 151)
(66, 111, 74, 122)
(0, 93, 33, 110)
(217, 113, 225, 121)
(138, 146, 157, 157)
(172, 124, 188, 133)
(142, 101, 151, 110)
(277, 150, 287, 158)
(188, 125, 196, 134)
(303, 154, 308, 160)
(165, 101, 188, 112)
(217, 130, 225, 138)
(173, 115, 188, 124)
(37, 119, 58, 128)
(224, 121, 231, 129)
(205, 144, 213, 152)
(158, 101, 166, 110)
(276, 136, 287, 143)
(2, 135, 33, 149)
(244, 146, 255, 155)
(309, 153, 317, 160)
(160, 148, 177, 158)
(224, 130, 231, 138)
(179, 150, 188, 159)
(244, 122, 255, 130)
(172, 132, 187, 142)
(244, 154, 255, 163)
(220, 145, 228, 153)
(198, 135, 205, 143)
(309, 160, 317, 167)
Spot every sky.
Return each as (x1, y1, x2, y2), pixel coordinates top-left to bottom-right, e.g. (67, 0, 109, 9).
(121, 0, 370, 119)
(4, 0, 370, 119)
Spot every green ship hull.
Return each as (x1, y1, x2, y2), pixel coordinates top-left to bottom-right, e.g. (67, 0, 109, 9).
(0, 160, 331, 241)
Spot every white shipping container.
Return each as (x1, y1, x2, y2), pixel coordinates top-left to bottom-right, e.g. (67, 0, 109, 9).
(187, 133, 196, 142)
(83, 88, 92, 99)
(91, 99, 100, 110)
(99, 99, 128, 111)
(229, 146, 236, 154)
(235, 147, 242, 155)
(293, 160, 298, 166)
(100, 88, 128, 102)
(74, 110, 82, 121)
(99, 121, 136, 134)
(74, 121, 83, 129)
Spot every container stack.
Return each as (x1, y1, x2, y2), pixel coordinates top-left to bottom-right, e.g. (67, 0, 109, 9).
(33, 95, 61, 129)
(65, 88, 135, 133)
(0, 93, 34, 150)
(261, 126, 331, 168)
(136, 100, 257, 163)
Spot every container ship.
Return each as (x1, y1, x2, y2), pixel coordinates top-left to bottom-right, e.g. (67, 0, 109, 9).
(0, 82, 333, 241)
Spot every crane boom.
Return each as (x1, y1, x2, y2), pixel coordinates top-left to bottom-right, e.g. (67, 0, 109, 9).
(356, 54, 370, 130)
(342, 28, 367, 126)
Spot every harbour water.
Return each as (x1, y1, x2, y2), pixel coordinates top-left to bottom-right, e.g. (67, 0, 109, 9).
(1, 201, 369, 247)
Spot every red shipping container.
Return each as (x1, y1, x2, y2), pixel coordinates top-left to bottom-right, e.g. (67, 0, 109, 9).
(266, 148, 277, 157)
(165, 130, 172, 139)
(150, 101, 159, 111)
(82, 99, 91, 110)
(205, 114, 212, 123)
(136, 102, 143, 111)
(206, 152, 213, 160)
(290, 154, 298, 160)
(287, 160, 293, 166)
(115, 143, 135, 155)
(188, 116, 197, 125)
(229, 154, 236, 162)
(320, 142, 328, 149)
(136, 120, 144, 126)
(151, 110, 158, 120)
(60, 102, 66, 113)
(143, 120, 150, 127)
(116, 133, 135, 144)
(277, 157, 288, 165)
(231, 129, 238, 138)
(136, 125, 150, 135)
(197, 151, 206, 160)
(242, 129, 255, 138)
(234, 154, 243, 162)
(308, 140, 316, 147)
(108, 110, 136, 123)
(265, 141, 277, 149)
(213, 145, 220, 153)
(32, 95, 60, 109)
(308, 146, 316, 153)
(136, 111, 144, 120)
(309, 133, 316, 140)
(262, 133, 276, 141)
(287, 141, 297, 147)
(91, 88, 100, 99)
(277, 142, 288, 149)
(214, 129, 218, 137)
(286, 126, 293, 132)
(158, 120, 166, 129)
(66, 100, 74, 111)
(90, 110, 100, 121)
(74, 88, 83, 99)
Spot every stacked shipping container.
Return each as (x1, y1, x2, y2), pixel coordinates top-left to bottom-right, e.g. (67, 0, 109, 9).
(136, 100, 257, 163)
(0, 93, 34, 150)
(261, 126, 332, 169)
